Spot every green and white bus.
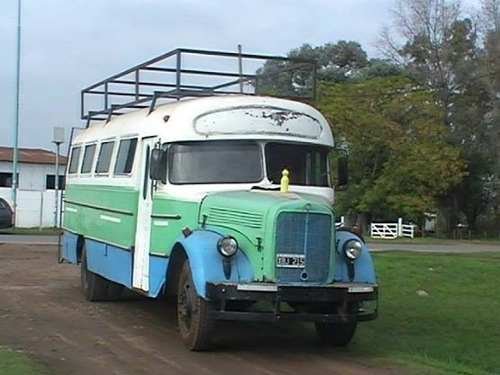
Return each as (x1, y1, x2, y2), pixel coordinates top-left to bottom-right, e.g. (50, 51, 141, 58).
(61, 49, 377, 350)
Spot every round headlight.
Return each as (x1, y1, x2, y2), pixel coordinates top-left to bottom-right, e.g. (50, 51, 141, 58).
(344, 239, 363, 260)
(217, 236, 238, 257)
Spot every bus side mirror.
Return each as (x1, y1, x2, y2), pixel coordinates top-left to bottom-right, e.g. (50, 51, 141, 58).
(150, 148, 166, 183)
(337, 156, 348, 187)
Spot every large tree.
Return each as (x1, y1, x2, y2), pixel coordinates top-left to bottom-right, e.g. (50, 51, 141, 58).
(480, 0, 500, 231)
(255, 41, 400, 97)
(319, 76, 465, 228)
(380, 0, 497, 232)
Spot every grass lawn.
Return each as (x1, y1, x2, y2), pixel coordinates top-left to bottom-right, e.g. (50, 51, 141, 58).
(351, 251, 500, 374)
(368, 237, 500, 245)
(0, 347, 48, 375)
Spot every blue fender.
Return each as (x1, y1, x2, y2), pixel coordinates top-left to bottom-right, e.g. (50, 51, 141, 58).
(173, 230, 254, 298)
(334, 231, 377, 284)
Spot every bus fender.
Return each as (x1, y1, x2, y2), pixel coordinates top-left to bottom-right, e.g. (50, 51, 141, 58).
(173, 230, 254, 299)
(334, 230, 376, 284)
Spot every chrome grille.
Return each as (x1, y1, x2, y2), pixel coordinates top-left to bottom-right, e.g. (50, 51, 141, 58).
(275, 212, 332, 283)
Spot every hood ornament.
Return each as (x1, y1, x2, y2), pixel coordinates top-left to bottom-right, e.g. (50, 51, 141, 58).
(280, 169, 290, 193)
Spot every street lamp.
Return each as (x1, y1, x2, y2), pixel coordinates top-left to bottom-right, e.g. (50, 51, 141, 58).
(52, 127, 65, 228)
(12, 0, 22, 226)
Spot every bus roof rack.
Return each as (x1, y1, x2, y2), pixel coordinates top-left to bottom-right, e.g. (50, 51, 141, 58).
(81, 48, 318, 126)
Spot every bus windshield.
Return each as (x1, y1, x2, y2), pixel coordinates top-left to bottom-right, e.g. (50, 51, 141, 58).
(265, 143, 330, 187)
(168, 141, 263, 184)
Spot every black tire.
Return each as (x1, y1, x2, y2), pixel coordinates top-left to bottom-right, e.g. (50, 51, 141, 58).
(315, 320, 358, 347)
(80, 246, 111, 302)
(177, 260, 213, 351)
(107, 282, 124, 301)
(57, 232, 64, 264)
(225, 300, 255, 311)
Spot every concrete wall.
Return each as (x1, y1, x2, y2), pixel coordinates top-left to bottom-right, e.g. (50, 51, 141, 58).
(0, 161, 65, 191)
(0, 161, 65, 228)
(0, 188, 62, 228)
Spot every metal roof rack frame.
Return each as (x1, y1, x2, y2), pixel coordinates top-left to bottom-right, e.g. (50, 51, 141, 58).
(81, 48, 318, 126)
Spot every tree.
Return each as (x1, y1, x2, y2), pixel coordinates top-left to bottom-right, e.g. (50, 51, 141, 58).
(255, 41, 393, 97)
(380, 0, 498, 233)
(319, 76, 466, 227)
(381, 0, 463, 126)
(480, 0, 500, 231)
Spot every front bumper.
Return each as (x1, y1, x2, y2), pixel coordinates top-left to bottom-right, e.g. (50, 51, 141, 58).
(206, 282, 378, 323)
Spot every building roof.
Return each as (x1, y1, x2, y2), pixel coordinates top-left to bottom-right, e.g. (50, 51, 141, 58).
(0, 147, 67, 165)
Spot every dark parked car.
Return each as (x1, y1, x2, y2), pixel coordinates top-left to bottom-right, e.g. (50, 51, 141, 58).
(0, 198, 13, 229)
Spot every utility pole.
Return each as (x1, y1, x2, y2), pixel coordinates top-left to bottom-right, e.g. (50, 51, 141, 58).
(12, 0, 22, 226)
(52, 127, 65, 228)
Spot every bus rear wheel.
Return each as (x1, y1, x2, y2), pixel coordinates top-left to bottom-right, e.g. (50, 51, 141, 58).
(176, 260, 213, 351)
(80, 246, 122, 301)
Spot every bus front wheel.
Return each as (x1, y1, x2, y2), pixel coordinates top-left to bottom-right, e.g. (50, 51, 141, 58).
(315, 320, 357, 347)
(176, 260, 213, 351)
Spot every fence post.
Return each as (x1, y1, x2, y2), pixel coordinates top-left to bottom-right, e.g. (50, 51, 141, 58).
(39, 191, 44, 231)
(398, 217, 403, 237)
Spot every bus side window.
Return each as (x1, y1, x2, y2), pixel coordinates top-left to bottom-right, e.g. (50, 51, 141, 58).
(114, 138, 138, 175)
(95, 141, 115, 175)
(80, 144, 97, 174)
(68, 147, 81, 174)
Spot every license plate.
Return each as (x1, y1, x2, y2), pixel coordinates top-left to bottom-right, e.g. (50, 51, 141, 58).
(276, 254, 305, 268)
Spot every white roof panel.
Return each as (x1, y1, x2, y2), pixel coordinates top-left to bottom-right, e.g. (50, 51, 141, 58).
(74, 95, 334, 147)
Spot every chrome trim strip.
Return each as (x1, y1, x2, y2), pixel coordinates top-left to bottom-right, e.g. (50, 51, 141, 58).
(237, 284, 278, 292)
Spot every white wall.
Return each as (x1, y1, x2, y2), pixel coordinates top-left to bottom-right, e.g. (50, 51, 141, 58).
(0, 188, 62, 228)
(0, 161, 65, 228)
(0, 161, 65, 191)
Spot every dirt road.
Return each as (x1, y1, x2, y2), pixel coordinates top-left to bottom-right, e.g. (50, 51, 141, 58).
(0, 243, 400, 375)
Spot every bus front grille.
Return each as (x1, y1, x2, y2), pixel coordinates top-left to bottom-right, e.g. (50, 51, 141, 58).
(275, 212, 332, 283)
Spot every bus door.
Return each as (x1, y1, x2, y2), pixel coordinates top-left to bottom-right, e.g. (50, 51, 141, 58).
(133, 137, 157, 292)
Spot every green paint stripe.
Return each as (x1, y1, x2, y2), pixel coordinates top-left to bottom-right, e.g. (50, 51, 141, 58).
(82, 234, 132, 250)
(66, 184, 136, 192)
(64, 199, 134, 216)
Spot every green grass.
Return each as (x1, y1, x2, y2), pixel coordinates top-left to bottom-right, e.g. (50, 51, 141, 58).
(351, 251, 500, 374)
(0, 347, 48, 375)
(0, 228, 61, 236)
(368, 237, 500, 245)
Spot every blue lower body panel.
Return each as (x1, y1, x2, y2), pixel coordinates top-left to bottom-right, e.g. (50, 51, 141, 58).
(149, 256, 169, 298)
(62, 231, 79, 264)
(84, 238, 169, 298)
(85, 239, 133, 288)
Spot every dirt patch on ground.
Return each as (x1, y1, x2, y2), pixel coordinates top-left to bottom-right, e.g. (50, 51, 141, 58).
(0, 244, 402, 375)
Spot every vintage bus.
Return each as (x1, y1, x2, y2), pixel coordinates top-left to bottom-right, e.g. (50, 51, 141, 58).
(61, 49, 377, 350)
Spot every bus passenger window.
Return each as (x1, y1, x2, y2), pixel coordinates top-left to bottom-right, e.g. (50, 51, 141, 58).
(68, 147, 81, 174)
(80, 144, 97, 174)
(114, 138, 138, 175)
(95, 141, 115, 174)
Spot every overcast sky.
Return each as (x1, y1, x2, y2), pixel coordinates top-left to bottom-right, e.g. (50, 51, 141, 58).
(0, 0, 481, 152)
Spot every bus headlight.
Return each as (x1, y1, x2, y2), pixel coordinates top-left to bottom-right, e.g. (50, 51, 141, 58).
(344, 239, 363, 260)
(217, 236, 238, 257)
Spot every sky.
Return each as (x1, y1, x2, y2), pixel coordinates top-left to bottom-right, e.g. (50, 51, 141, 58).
(0, 0, 481, 152)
